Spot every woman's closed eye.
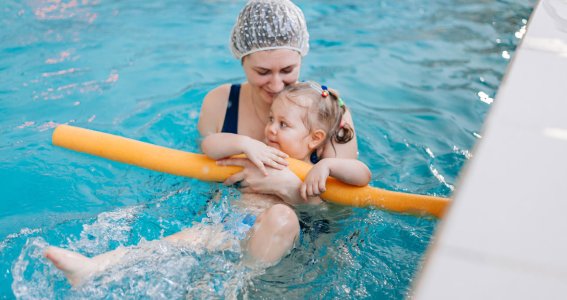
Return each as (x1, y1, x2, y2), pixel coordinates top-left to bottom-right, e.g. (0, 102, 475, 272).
(256, 69, 270, 76)
(280, 67, 293, 74)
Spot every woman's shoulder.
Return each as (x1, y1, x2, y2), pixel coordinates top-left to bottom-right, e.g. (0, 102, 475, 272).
(204, 84, 232, 103)
(198, 84, 234, 136)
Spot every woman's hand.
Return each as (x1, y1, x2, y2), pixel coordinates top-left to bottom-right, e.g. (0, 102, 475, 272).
(217, 158, 307, 205)
(300, 161, 331, 201)
(241, 138, 288, 176)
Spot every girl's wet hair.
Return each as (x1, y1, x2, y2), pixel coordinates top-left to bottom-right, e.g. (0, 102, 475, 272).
(280, 81, 354, 148)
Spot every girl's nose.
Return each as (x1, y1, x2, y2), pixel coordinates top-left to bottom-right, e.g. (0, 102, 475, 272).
(268, 122, 277, 134)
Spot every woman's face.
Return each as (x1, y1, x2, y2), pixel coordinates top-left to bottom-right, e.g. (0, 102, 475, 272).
(242, 49, 302, 104)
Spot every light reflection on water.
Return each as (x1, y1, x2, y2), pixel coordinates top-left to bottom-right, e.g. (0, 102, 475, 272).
(0, 0, 534, 298)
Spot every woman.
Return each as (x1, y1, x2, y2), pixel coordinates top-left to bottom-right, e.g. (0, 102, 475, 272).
(44, 2, 362, 285)
(197, 0, 359, 262)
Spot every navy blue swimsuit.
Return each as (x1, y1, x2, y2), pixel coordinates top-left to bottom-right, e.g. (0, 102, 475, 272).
(221, 84, 320, 164)
(221, 84, 241, 134)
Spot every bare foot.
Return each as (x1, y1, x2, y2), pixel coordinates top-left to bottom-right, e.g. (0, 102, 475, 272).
(44, 246, 99, 287)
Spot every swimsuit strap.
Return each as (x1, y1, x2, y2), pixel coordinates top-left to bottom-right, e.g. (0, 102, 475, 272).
(310, 151, 320, 164)
(221, 84, 241, 134)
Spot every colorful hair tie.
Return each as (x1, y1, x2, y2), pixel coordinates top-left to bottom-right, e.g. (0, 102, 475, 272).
(338, 97, 345, 107)
(321, 85, 329, 97)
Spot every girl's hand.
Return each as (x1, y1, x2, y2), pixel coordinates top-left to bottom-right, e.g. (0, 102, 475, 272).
(242, 138, 288, 176)
(300, 162, 331, 201)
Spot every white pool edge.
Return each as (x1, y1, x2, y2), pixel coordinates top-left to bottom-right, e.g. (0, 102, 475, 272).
(411, 0, 567, 298)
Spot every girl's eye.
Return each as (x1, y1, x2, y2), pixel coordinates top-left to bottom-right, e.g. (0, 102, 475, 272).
(268, 116, 274, 123)
(280, 121, 287, 128)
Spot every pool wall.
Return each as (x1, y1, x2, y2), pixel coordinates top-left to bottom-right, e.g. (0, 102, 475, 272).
(412, 0, 567, 298)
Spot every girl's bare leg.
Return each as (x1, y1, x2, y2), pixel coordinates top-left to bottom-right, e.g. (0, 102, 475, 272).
(45, 224, 231, 287)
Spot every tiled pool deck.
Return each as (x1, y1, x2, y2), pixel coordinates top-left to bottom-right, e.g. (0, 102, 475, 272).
(412, 0, 567, 298)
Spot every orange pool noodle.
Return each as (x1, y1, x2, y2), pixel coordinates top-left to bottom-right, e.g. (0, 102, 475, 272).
(52, 125, 449, 218)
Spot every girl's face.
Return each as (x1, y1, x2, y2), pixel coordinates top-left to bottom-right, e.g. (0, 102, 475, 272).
(242, 49, 301, 105)
(264, 96, 316, 162)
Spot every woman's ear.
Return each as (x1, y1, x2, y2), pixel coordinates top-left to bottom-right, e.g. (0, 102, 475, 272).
(308, 129, 327, 150)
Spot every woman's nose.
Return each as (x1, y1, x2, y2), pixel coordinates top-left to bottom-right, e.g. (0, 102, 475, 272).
(268, 74, 284, 92)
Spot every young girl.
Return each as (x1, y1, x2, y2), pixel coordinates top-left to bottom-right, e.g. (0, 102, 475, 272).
(44, 81, 371, 286)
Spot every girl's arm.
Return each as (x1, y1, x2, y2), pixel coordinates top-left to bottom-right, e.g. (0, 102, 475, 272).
(202, 133, 288, 175)
(325, 158, 371, 186)
(201, 133, 253, 159)
(300, 158, 371, 200)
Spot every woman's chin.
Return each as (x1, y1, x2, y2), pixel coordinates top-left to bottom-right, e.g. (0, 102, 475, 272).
(261, 91, 277, 103)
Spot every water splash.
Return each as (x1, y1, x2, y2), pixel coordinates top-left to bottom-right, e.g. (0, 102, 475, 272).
(11, 192, 265, 298)
(12, 237, 57, 299)
(69, 206, 142, 255)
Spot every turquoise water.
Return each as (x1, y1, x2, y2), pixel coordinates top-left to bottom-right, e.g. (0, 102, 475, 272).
(0, 0, 533, 298)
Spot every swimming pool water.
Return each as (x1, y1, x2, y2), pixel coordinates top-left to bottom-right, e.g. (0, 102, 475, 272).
(0, 0, 534, 298)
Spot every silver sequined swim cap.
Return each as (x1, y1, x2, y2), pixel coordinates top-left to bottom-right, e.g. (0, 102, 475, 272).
(230, 0, 310, 60)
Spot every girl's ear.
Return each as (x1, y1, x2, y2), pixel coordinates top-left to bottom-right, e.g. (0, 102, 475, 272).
(308, 129, 327, 150)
